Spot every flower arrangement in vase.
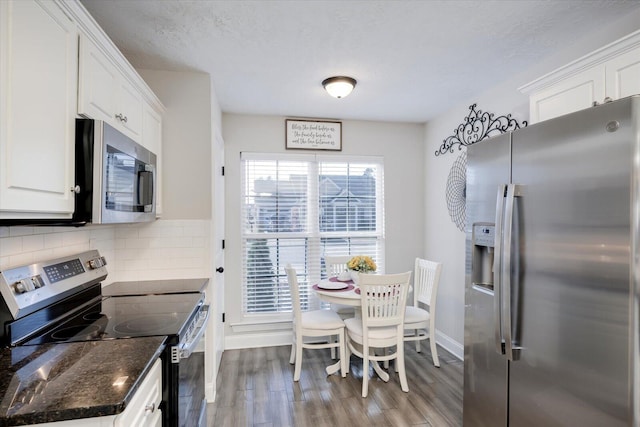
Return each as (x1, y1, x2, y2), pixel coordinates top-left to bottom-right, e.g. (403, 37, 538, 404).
(347, 255, 377, 283)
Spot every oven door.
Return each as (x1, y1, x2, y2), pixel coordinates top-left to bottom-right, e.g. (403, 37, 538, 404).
(170, 304, 210, 427)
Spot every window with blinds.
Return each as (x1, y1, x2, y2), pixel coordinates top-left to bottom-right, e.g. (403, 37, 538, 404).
(241, 152, 385, 314)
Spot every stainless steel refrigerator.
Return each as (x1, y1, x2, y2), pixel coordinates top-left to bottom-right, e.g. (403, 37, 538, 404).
(464, 95, 640, 427)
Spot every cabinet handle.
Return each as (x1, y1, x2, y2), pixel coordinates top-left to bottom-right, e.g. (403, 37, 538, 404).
(122, 115, 128, 123)
(144, 403, 155, 415)
(70, 185, 81, 194)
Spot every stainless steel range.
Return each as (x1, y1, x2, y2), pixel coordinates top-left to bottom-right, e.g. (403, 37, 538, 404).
(0, 250, 209, 427)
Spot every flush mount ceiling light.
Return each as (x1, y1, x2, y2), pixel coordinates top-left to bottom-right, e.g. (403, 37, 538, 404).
(322, 76, 357, 99)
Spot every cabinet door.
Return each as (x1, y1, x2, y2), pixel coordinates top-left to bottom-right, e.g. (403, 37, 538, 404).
(117, 77, 143, 141)
(114, 359, 162, 427)
(142, 103, 162, 217)
(78, 33, 117, 122)
(528, 66, 605, 124)
(605, 45, 640, 100)
(0, 0, 77, 218)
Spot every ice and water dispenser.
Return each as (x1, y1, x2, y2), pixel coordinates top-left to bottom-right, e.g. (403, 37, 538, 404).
(472, 223, 495, 291)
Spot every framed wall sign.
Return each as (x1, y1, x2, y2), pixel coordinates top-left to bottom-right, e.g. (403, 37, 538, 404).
(285, 119, 342, 151)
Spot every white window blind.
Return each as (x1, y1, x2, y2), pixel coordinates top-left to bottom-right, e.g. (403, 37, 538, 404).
(241, 152, 385, 314)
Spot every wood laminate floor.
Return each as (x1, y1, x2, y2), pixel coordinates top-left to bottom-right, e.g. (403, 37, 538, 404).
(206, 343, 463, 426)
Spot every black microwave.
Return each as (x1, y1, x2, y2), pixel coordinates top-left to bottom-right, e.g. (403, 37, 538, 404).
(74, 119, 157, 224)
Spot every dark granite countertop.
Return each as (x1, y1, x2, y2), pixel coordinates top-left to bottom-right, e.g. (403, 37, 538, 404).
(0, 337, 166, 426)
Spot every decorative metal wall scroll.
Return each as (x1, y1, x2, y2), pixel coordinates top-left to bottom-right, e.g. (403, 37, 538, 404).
(440, 104, 528, 232)
(446, 152, 467, 232)
(435, 103, 527, 157)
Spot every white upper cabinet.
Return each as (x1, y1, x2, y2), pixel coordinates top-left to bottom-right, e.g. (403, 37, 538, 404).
(77, 34, 117, 123)
(0, 0, 78, 219)
(0, 0, 163, 221)
(520, 30, 640, 124)
(142, 102, 163, 217)
(605, 45, 640, 100)
(78, 34, 143, 142)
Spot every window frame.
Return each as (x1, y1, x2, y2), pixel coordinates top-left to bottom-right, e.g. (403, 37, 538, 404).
(240, 152, 385, 317)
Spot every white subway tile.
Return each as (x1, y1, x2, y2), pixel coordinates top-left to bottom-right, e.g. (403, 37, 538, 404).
(61, 230, 90, 246)
(9, 252, 34, 266)
(9, 227, 35, 237)
(22, 235, 45, 253)
(182, 224, 207, 237)
(192, 237, 207, 248)
(44, 233, 63, 249)
(90, 239, 114, 251)
(124, 238, 151, 249)
(0, 227, 9, 238)
(123, 259, 149, 271)
(151, 237, 209, 252)
(0, 237, 22, 256)
(90, 227, 115, 241)
(30, 249, 56, 262)
(53, 243, 90, 257)
(115, 225, 139, 239)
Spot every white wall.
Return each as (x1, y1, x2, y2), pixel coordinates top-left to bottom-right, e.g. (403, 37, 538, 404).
(424, 14, 640, 359)
(138, 70, 212, 220)
(222, 114, 424, 348)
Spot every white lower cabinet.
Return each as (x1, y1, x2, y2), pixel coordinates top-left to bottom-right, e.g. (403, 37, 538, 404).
(0, 0, 78, 219)
(23, 359, 162, 427)
(114, 358, 163, 427)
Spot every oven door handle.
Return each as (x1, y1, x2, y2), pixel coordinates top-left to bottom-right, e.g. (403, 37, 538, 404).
(177, 304, 210, 360)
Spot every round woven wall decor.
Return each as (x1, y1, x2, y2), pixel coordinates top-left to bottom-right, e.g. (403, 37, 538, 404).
(446, 152, 467, 232)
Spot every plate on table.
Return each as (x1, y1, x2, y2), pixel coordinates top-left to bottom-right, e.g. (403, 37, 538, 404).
(317, 281, 349, 290)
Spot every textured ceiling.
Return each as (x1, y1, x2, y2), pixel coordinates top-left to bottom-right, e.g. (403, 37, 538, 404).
(80, 0, 640, 123)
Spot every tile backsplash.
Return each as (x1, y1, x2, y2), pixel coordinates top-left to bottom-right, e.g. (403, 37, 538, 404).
(113, 219, 211, 283)
(0, 219, 211, 284)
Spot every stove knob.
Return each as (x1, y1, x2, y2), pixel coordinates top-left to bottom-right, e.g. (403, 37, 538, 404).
(14, 281, 27, 294)
(32, 275, 44, 289)
(88, 257, 105, 269)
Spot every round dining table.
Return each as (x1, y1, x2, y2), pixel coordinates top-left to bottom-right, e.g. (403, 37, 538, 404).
(312, 276, 409, 379)
(312, 277, 361, 306)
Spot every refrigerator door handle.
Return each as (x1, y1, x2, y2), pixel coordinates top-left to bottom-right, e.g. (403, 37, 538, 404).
(493, 184, 507, 355)
(502, 183, 521, 362)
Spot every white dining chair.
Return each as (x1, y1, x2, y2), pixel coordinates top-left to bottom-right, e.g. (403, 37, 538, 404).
(403, 258, 442, 367)
(344, 271, 412, 397)
(324, 255, 356, 320)
(324, 255, 356, 360)
(285, 264, 347, 381)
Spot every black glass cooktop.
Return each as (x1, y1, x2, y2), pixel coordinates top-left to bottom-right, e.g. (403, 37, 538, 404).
(22, 293, 203, 346)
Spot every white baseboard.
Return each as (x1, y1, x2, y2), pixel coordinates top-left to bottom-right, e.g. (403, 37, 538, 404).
(225, 328, 463, 361)
(205, 383, 216, 403)
(435, 328, 463, 361)
(225, 330, 292, 350)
